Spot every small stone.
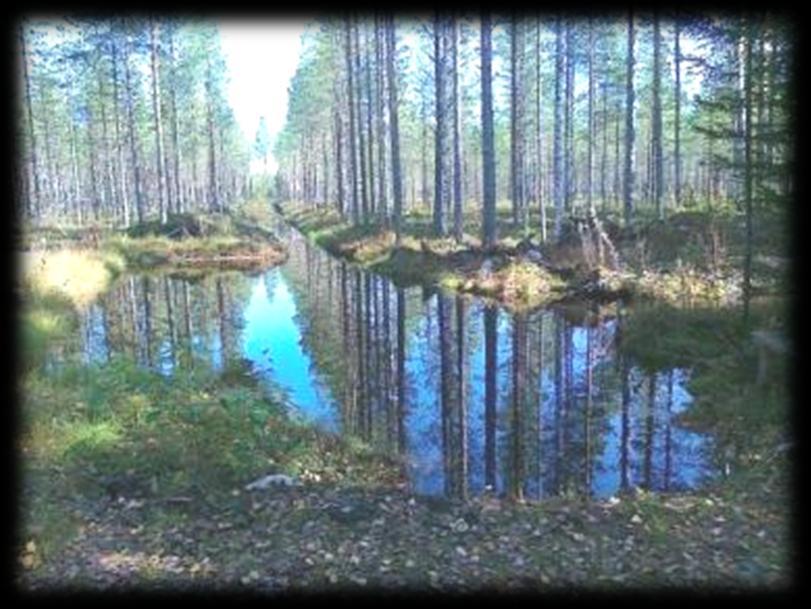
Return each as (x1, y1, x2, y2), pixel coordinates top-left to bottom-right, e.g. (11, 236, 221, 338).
(630, 514, 643, 525)
(455, 546, 467, 557)
(451, 518, 469, 533)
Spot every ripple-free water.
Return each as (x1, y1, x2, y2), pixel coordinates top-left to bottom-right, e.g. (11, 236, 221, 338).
(76, 231, 718, 500)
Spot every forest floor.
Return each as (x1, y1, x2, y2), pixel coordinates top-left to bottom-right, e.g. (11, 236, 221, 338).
(17, 428, 790, 592)
(277, 200, 789, 312)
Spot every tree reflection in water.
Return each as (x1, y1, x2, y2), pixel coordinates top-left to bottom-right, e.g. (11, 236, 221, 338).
(76, 232, 718, 500)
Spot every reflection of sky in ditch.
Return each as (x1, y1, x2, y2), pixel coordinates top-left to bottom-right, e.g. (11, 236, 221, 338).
(79, 246, 718, 500)
(241, 270, 339, 432)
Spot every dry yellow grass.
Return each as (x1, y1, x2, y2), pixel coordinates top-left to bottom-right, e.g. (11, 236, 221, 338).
(21, 248, 123, 310)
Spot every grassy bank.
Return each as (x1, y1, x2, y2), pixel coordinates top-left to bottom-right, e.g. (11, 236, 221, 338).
(22, 199, 288, 274)
(278, 200, 787, 311)
(279, 202, 566, 311)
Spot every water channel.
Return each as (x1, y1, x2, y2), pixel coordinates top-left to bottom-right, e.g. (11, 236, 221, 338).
(71, 221, 719, 501)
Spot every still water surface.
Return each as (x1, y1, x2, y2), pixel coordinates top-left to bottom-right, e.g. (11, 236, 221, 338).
(75, 227, 718, 500)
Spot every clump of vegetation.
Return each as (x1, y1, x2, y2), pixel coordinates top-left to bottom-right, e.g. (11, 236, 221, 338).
(453, 258, 565, 309)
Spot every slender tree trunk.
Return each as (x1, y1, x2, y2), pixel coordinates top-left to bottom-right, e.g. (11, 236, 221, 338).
(123, 33, 145, 225)
(375, 15, 388, 224)
(601, 83, 608, 211)
(344, 16, 359, 223)
(168, 24, 183, 214)
(150, 18, 168, 223)
(653, 11, 664, 219)
(363, 23, 376, 219)
(111, 38, 129, 227)
(553, 17, 564, 240)
(564, 19, 574, 212)
(434, 12, 447, 236)
(421, 92, 430, 208)
(481, 12, 497, 249)
(623, 12, 636, 227)
(452, 15, 464, 243)
(587, 18, 595, 215)
(510, 14, 520, 229)
(20, 24, 41, 222)
(743, 18, 754, 325)
(674, 13, 682, 209)
(386, 13, 404, 245)
(536, 18, 546, 242)
(354, 17, 369, 223)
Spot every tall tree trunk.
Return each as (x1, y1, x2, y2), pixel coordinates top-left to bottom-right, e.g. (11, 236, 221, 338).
(97, 67, 114, 220)
(601, 82, 608, 211)
(743, 18, 754, 325)
(674, 13, 682, 209)
(653, 11, 664, 219)
(564, 19, 574, 212)
(363, 23, 376, 219)
(20, 24, 41, 222)
(123, 33, 145, 225)
(344, 15, 359, 223)
(168, 24, 183, 214)
(150, 18, 168, 223)
(553, 17, 564, 240)
(587, 17, 595, 215)
(510, 14, 520, 229)
(354, 17, 369, 223)
(481, 12, 497, 249)
(452, 15, 464, 243)
(86, 104, 100, 221)
(205, 56, 219, 213)
(386, 13, 404, 245)
(421, 92, 430, 208)
(111, 38, 129, 227)
(375, 14, 388, 224)
(433, 12, 447, 236)
(536, 18, 546, 242)
(623, 12, 636, 227)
